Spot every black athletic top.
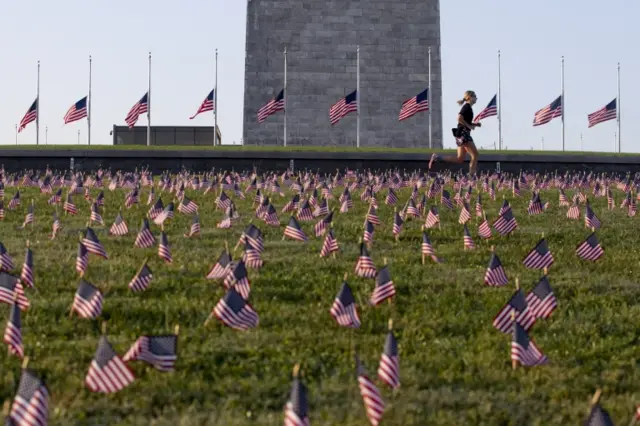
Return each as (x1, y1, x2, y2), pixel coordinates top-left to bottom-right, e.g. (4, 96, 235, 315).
(458, 103, 474, 129)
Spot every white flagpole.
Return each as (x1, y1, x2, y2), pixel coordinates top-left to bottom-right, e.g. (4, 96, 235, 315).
(284, 47, 287, 148)
(498, 50, 502, 151)
(356, 45, 360, 149)
(561, 56, 565, 152)
(428, 46, 432, 149)
(617, 62, 621, 153)
(147, 52, 151, 147)
(88, 55, 92, 146)
(36, 61, 40, 146)
(214, 49, 218, 146)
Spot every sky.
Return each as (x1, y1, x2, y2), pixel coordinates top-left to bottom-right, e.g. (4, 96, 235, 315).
(0, 0, 637, 152)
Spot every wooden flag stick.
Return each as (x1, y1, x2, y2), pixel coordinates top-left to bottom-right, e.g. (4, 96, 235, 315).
(511, 310, 518, 370)
(22, 356, 29, 370)
(2, 400, 10, 418)
(224, 240, 230, 254)
(101, 321, 107, 335)
(388, 318, 393, 330)
(174, 324, 180, 336)
(136, 257, 149, 277)
(293, 363, 300, 379)
(343, 272, 348, 281)
(421, 226, 426, 265)
(31, 199, 35, 229)
(515, 277, 520, 290)
(204, 310, 215, 326)
(543, 267, 548, 276)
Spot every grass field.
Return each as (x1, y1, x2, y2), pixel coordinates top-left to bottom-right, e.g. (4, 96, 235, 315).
(1, 177, 639, 425)
(0, 143, 637, 157)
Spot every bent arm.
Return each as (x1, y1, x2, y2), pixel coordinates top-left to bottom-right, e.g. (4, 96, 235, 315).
(458, 114, 475, 131)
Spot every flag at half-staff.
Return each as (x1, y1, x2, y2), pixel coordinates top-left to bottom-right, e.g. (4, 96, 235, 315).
(532, 95, 562, 126)
(86, 335, 135, 393)
(123, 332, 178, 372)
(473, 94, 497, 123)
(257, 89, 284, 123)
(330, 277, 361, 328)
(587, 99, 616, 128)
(329, 90, 357, 125)
(189, 89, 215, 119)
(6, 367, 49, 426)
(128, 259, 153, 292)
(398, 88, 429, 121)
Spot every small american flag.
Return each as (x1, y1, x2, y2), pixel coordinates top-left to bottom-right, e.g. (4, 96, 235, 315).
(533, 95, 562, 126)
(178, 196, 198, 214)
(493, 289, 536, 333)
(296, 199, 314, 222)
(123, 334, 177, 371)
(525, 276, 557, 319)
(511, 322, 548, 366)
(366, 205, 381, 225)
(424, 206, 439, 229)
(18, 99, 38, 133)
(148, 198, 164, 219)
(224, 261, 251, 300)
(3, 300, 23, 358)
(135, 218, 156, 248)
(463, 224, 475, 250)
(63, 194, 77, 215)
(189, 89, 215, 119)
(576, 233, 604, 261)
(478, 215, 492, 239)
(356, 355, 385, 426)
(330, 280, 361, 328)
(398, 88, 429, 121)
(314, 211, 333, 237)
(257, 89, 284, 123)
(283, 370, 309, 426)
(320, 229, 339, 257)
(206, 249, 232, 280)
(473, 94, 497, 123)
(392, 212, 403, 238)
(72, 279, 103, 319)
(370, 265, 396, 306)
(185, 214, 201, 237)
(587, 98, 616, 128)
(493, 208, 518, 236)
(153, 202, 174, 225)
(64, 96, 88, 124)
(76, 242, 89, 275)
(385, 188, 398, 206)
(18, 248, 34, 290)
(125, 92, 149, 128)
(90, 203, 104, 226)
(86, 336, 135, 393)
(377, 329, 400, 389)
(0, 243, 14, 273)
(51, 211, 61, 239)
(355, 242, 376, 278)
(584, 401, 615, 425)
(212, 288, 259, 330)
(242, 241, 263, 269)
(567, 202, 580, 219)
(7, 369, 49, 426)
(584, 205, 601, 229)
(8, 191, 20, 210)
(485, 252, 508, 286)
(109, 212, 129, 236)
(522, 239, 554, 269)
(129, 262, 153, 292)
(441, 190, 454, 209)
(329, 90, 357, 125)
(83, 227, 108, 259)
(158, 232, 172, 263)
(284, 216, 307, 242)
(0, 273, 29, 311)
(21, 204, 34, 228)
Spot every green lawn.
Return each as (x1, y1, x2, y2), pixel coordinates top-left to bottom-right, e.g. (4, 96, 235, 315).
(0, 143, 637, 157)
(1, 179, 639, 425)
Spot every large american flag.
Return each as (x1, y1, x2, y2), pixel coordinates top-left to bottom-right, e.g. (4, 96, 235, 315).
(8, 369, 49, 426)
(257, 89, 285, 123)
(587, 99, 616, 128)
(18, 99, 38, 133)
(125, 92, 149, 128)
(398, 88, 429, 121)
(86, 336, 135, 393)
(533, 95, 562, 126)
(473, 94, 497, 123)
(64, 96, 88, 124)
(189, 89, 214, 119)
(329, 90, 357, 125)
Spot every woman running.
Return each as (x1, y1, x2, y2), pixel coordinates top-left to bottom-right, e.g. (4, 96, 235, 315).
(428, 90, 481, 176)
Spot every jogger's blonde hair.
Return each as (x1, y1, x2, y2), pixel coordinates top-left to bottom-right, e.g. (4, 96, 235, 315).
(457, 90, 476, 105)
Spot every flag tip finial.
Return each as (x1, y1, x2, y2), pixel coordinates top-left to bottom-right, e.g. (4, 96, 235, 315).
(543, 267, 548, 275)
(590, 389, 602, 406)
(343, 272, 348, 281)
(101, 321, 107, 335)
(515, 277, 520, 290)
(174, 324, 180, 336)
(2, 400, 10, 416)
(384, 257, 387, 265)
(388, 318, 393, 330)
(21, 356, 29, 369)
(293, 363, 300, 377)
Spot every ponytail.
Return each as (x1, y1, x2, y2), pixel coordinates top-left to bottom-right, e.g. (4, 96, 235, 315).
(456, 99, 465, 105)
(457, 90, 476, 105)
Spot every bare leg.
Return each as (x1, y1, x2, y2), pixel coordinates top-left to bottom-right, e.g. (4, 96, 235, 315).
(465, 141, 479, 175)
(429, 146, 466, 169)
